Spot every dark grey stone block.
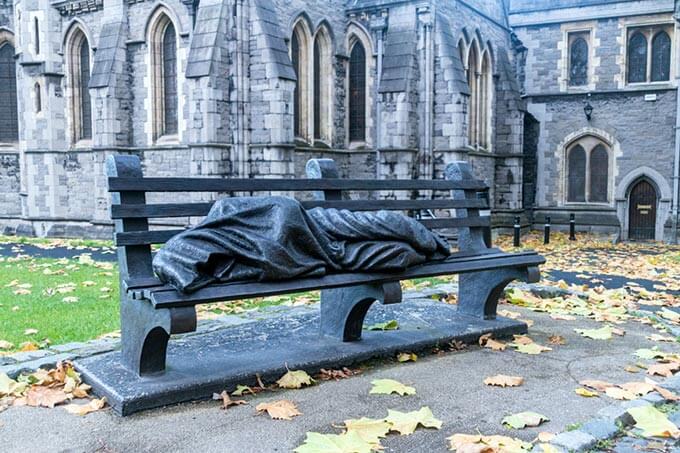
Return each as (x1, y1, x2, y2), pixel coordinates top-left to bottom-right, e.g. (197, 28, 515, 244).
(77, 300, 527, 416)
(552, 431, 596, 451)
(580, 418, 619, 440)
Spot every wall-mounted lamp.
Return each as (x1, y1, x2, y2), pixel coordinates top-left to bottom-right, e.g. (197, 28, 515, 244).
(584, 94, 593, 121)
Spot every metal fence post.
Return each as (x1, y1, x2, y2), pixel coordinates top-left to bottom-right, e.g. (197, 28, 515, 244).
(544, 216, 551, 245)
(569, 213, 576, 241)
(513, 216, 521, 247)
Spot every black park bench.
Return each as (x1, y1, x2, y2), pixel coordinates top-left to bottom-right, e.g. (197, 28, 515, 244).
(106, 155, 545, 377)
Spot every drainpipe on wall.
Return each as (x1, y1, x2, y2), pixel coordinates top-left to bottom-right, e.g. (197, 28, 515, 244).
(371, 14, 387, 179)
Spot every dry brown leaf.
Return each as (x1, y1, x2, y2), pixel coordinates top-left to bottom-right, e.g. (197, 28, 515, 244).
(624, 365, 640, 373)
(63, 398, 107, 416)
(26, 386, 69, 408)
(256, 400, 301, 420)
(655, 386, 680, 401)
(512, 335, 534, 345)
(647, 362, 680, 378)
(479, 334, 506, 351)
(537, 432, 555, 443)
(548, 335, 566, 345)
(579, 380, 614, 392)
(71, 384, 91, 399)
(604, 387, 636, 400)
(619, 382, 656, 396)
(483, 375, 524, 387)
(213, 391, 247, 410)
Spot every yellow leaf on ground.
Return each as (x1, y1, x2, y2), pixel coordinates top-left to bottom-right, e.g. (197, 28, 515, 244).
(515, 343, 551, 355)
(628, 405, 680, 438)
(502, 411, 549, 429)
(385, 406, 442, 435)
(448, 434, 531, 452)
(276, 370, 315, 389)
(344, 417, 391, 445)
(63, 398, 107, 416)
(294, 431, 373, 453)
(579, 380, 614, 392)
(0, 373, 27, 397)
(483, 375, 524, 387)
(575, 388, 599, 397)
(574, 326, 613, 340)
(255, 400, 301, 420)
(369, 379, 416, 396)
(397, 352, 417, 363)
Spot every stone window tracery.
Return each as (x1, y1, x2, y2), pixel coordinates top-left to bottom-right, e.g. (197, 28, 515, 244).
(149, 11, 179, 140)
(627, 25, 672, 84)
(348, 39, 366, 143)
(460, 39, 493, 150)
(566, 137, 610, 204)
(0, 42, 18, 143)
(568, 33, 589, 87)
(65, 26, 92, 143)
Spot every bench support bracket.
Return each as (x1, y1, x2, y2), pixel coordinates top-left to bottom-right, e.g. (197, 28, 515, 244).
(320, 282, 402, 341)
(458, 265, 540, 320)
(121, 296, 197, 376)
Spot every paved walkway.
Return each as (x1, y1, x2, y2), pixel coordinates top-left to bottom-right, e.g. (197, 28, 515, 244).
(1, 302, 675, 452)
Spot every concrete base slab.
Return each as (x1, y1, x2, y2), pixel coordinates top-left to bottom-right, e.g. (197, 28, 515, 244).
(76, 300, 526, 415)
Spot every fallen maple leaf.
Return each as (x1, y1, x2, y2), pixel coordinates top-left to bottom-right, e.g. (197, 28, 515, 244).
(294, 431, 373, 453)
(502, 411, 549, 429)
(385, 406, 442, 435)
(26, 386, 69, 408)
(515, 343, 551, 355)
(574, 326, 613, 340)
(604, 387, 636, 400)
(212, 391, 247, 410)
(447, 434, 531, 452)
(627, 405, 680, 438)
(619, 382, 655, 396)
(256, 400, 301, 420)
(512, 335, 534, 345)
(548, 335, 566, 345)
(575, 388, 599, 397)
(0, 373, 27, 397)
(397, 352, 417, 362)
(579, 380, 613, 392)
(479, 334, 506, 351)
(647, 362, 680, 377)
(0, 340, 13, 350)
(276, 370, 315, 389)
(483, 375, 524, 387)
(232, 385, 254, 396)
(369, 379, 416, 396)
(63, 397, 107, 416)
(344, 417, 391, 445)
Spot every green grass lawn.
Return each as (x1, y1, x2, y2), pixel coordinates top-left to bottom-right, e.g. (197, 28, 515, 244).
(0, 254, 120, 351)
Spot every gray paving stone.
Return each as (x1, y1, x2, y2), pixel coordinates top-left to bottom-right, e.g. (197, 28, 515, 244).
(620, 399, 651, 410)
(668, 410, 680, 426)
(551, 430, 596, 451)
(641, 392, 665, 404)
(49, 342, 88, 353)
(597, 404, 631, 423)
(661, 375, 680, 393)
(8, 349, 52, 362)
(580, 418, 619, 440)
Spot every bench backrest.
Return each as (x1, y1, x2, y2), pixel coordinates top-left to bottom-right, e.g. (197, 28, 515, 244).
(106, 155, 491, 281)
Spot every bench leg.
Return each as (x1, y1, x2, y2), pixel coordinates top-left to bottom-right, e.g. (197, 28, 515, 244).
(120, 296, 197, 376)
(320, 282, 402, 341)
(458, 266, 540, 320)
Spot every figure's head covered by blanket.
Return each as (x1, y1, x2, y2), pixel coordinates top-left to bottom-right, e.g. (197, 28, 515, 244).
(153, 196, 451, 293)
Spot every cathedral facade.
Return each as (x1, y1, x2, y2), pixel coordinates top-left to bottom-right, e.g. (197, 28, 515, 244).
(0, 0, 677, 242)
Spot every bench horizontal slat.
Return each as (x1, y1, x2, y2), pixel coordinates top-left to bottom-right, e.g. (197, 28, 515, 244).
(114, 215, 491, 246)
(108, 177, 488, 193)
(110, 199, 489, 219)
(145, 251, 545, 308)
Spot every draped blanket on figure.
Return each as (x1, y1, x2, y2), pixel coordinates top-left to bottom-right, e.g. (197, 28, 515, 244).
(152, 196, 451, 293)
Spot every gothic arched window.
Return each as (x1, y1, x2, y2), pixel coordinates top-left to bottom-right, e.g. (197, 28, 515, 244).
(651, 31, 671, 82)
(569, 36, 588, 86)
(566, 137, 611, 203)
(66, 27, 92, 143)
(313, 27, 332, 143)
(567, 145, 586, 202)
(589, 144, 609, 202)
(149, 11, 179, 140)
(479, 52, 492, 149)
(627, 32, 648, 84)
(466, 44, 478, 147)
(348, 40, 366, 143)
(291, 21, 311, 141)
(0, 42, 18, 143)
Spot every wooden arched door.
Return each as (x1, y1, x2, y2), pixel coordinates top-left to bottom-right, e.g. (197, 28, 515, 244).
(628, 180, 657, 240)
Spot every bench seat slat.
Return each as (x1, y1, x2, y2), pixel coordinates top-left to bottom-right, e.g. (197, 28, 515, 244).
(145, 251, 545, 308)
(114, 215, 491, 246)
(108, 177, 488, 193)
(110, 199, 489, 219)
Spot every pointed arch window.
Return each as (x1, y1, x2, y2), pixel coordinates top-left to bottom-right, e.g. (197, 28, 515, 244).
(34, 82, 41, 113)
(0, 42, 18, 143)
(150, 12, 179, 140)
(66, 27, 92, 143)
(465, 41, 493, 150)
(567, 137, 610, 203)
(313, 28, 332, 143)
(651, 31, 671, 82)
(348, 40, 366, 143)
(290, 21, 311, 140)
(568, 33, 589, 87)
(627, 26, 673, 84)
